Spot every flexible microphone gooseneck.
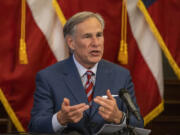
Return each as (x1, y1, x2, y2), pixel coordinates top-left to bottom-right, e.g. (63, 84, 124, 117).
(119, 88, 141, 121)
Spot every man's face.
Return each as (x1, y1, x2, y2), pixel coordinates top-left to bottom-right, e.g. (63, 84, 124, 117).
(67, 17, 104, 69)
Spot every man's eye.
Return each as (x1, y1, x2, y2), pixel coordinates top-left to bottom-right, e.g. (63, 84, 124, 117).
(97, 32, 103, 37)
(83, 34, 91, 38)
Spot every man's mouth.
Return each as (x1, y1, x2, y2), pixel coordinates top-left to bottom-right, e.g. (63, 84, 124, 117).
(90, 50, 101, 56)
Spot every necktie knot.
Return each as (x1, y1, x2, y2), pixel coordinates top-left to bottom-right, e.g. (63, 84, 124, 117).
(86, 70, 93, 81)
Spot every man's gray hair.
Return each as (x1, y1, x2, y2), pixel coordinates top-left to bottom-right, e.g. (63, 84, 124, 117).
(63, 11, 105, 38)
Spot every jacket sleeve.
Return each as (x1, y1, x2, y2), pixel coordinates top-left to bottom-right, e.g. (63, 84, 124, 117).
(28, 72, 55, 133)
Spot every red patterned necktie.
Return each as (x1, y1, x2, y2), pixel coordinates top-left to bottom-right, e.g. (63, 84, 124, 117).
(85, 71, 94, 104)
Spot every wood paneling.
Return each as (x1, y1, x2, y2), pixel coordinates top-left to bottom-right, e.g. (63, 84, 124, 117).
(145, 80, 180, 135)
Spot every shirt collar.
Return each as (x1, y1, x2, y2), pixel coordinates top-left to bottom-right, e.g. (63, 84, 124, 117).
(73, 54, 98, 77)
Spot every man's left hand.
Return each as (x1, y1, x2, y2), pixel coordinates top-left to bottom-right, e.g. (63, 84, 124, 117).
(94, 89, 123, 124)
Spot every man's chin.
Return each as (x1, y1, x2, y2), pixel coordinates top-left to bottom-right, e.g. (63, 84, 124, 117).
(89, 58, 102, 64)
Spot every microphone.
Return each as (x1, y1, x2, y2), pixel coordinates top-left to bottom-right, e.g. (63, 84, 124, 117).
(119, 88, 141, 121)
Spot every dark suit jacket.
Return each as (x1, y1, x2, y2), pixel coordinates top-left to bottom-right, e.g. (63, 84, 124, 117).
(29, 56, 144, 134)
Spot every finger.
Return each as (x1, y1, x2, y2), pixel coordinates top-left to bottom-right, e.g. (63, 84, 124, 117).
(69, 103, 88, 112)
(69, 105, 89, 118)
(94, 97, 107, 107)
(98, 109, 109, 120)
(77, 104, 89, 112)
(106, 89, 113, 100)
(99, 106, 105, 112)
(61, 98, 71, 113)
(94, 97, 111, 109)
(69, 105, 89, 117)
(95, 96, 117, 113)
(63, 98, 70, 106)
(70, 113, 84, 123)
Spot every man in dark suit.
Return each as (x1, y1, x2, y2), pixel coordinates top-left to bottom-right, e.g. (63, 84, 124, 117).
(29, 11, 144, 134)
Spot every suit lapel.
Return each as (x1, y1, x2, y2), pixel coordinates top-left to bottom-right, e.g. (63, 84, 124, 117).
(90, 60, 112, 117)
(63, 56, 89, 105)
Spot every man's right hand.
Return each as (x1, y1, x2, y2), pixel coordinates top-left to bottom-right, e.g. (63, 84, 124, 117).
(57, 98, 89, 125)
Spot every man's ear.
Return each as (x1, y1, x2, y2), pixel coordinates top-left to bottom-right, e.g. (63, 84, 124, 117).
(66, 35, 75, 51)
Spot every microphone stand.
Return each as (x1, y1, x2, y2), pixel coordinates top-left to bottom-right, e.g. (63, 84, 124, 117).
(122, 108, 138, 135)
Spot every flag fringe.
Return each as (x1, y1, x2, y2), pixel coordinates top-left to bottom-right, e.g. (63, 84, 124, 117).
(52, 0, 66, 26)
(19, 38, 28, 64)
(137, 0, 180, 80)
(118, 40, 128, 64)
(0, 88, 25, 132)
(144, 100, 164, 125)
(19, 0, 28, 64)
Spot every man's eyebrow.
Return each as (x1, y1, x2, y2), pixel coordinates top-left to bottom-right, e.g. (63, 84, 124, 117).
(81, 31, 103, 37)
(97, 30, 103, 33)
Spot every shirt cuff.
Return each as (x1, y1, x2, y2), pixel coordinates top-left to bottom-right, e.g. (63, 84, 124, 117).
(120, 112, 126, 125)
(52, 112, 67, 132)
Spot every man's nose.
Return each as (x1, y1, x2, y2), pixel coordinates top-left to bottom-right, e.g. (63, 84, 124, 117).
(91, 37, 99, 46)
